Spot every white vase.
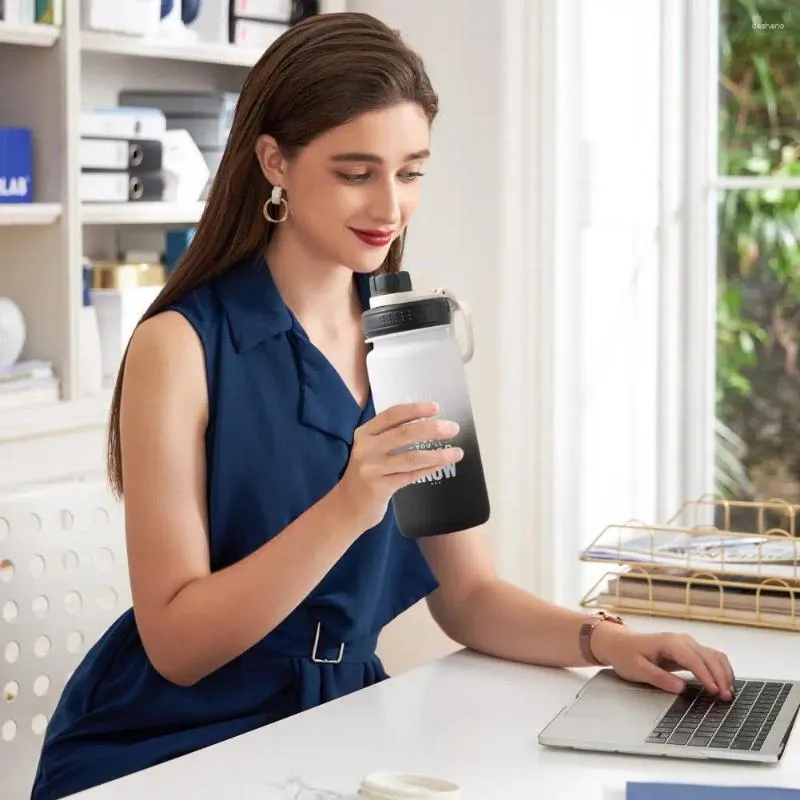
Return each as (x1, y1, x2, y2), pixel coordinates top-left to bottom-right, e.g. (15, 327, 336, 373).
(0, 297, 26, 369)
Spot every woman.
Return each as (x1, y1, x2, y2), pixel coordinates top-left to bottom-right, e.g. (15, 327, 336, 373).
(32, 12, 735, 799)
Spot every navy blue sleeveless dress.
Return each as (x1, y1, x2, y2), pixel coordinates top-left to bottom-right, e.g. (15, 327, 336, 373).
(31, 255, 438, 799)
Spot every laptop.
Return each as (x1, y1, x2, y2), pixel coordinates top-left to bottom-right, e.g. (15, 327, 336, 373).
(538, 669, 800, 763)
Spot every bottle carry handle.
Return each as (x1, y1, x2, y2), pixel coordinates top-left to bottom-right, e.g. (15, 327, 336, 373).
(432, 288, 474, 363)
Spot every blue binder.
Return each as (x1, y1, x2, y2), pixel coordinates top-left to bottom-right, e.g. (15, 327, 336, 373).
(0, 127, 33, 204)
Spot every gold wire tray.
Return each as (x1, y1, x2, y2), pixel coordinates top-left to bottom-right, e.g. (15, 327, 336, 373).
(666, 494, 800, 535)
(578, 496, 800, 632)
(581, 567, 800, 632)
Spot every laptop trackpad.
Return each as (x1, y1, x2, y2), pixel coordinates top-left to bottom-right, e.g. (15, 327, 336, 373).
(564, 685, 670, 727)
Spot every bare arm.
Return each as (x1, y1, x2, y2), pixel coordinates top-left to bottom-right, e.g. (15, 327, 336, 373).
(422, 529, 735, 697)
(422, 528, 624, 668)
(121, 312, 362, 687)
(121, 313, 461, 687)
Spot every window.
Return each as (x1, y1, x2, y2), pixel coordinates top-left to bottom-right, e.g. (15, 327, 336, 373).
(681, 0, 800, 519)
(521, 0, 799, 603)
(554, 0, 800, 603)
(715, 1, 800, 515)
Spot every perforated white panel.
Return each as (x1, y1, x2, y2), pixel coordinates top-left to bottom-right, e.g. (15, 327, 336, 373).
(0, 481, 131, 799)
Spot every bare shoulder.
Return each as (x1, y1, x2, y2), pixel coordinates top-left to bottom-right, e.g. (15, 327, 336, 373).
(122, 310, 208, 422)
(127, 309, 205, 369)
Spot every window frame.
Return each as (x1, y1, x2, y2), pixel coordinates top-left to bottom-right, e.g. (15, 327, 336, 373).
(680, 0, 800, 514)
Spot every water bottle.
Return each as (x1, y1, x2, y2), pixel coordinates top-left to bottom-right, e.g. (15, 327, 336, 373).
(362, 271, 490, 539)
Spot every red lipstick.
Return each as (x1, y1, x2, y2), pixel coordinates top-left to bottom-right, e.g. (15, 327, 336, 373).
(351, 228, 394, 247)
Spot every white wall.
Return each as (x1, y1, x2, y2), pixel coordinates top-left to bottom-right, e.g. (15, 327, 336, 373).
(347, 0, 509, 670)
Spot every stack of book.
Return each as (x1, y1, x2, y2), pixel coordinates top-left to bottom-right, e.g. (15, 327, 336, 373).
(1, 0, 62, 25)
(580, 499, 800, 632)
(0, 359, 59, 410)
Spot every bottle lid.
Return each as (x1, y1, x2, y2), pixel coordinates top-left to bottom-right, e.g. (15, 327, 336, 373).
(362, 270, 452, 340)
(358, 771, 461, 799)
(369, 271, 413, 298)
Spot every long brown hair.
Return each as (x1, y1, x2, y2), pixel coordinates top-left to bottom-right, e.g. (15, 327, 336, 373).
(106, 12, 439, 496)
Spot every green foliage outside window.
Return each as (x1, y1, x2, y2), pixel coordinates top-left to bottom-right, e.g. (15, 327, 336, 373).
(716, 0, 800, 500)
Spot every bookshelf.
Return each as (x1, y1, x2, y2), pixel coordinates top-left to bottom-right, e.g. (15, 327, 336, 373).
(0, 204, 62, 226)
(81, 201, 205, 226)
(0, 22, 60, 47)
(0, 2, 346, 437)
(80, 30, 263, 68)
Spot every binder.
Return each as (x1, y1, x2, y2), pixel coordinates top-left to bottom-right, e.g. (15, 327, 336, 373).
(231, 17, 290, 48)
(80, 172, 165, 203)
(117, 90, 238, 120)
(231, 0, 292, 23)
(79, 138, 163, 172)
(0, 127, 33, 204)
(80, 108, 167, 141)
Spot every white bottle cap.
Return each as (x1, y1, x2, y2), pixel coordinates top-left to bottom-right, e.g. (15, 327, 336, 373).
(357, 771, 461, 799)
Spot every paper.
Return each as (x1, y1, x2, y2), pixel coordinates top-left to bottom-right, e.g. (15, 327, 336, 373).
(584, 531, 800, 567)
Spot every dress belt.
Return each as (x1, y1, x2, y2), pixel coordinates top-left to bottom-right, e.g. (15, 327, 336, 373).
(257, 622, 380, 665)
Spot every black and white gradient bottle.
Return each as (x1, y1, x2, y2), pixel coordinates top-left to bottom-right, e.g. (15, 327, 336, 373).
(362, 271, 491, 538)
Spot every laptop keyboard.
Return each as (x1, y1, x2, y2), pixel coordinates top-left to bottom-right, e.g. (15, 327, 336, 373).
(646, 679, 792, 751)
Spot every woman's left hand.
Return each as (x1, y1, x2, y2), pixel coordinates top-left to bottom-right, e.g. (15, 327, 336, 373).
(592, 627, 736, 701)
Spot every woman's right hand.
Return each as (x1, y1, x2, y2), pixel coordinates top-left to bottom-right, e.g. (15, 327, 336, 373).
(334, 401, 464, 531)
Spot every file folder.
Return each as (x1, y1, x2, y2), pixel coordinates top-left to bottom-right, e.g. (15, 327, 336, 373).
(80, 138, 163, 172)
(79, 172, 165, 203)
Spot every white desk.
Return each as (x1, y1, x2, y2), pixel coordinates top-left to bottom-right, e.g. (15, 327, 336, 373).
(68, 617, 800, 799)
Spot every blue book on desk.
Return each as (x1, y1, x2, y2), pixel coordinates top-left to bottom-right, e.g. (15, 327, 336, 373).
(627, 783, 800, 799)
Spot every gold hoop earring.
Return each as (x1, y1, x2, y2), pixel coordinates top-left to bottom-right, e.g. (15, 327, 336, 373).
(263, 185, 289, 224)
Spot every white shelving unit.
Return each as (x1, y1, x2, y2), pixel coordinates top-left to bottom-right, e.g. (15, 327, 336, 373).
(81, 201, 205, 227)
(80, 30, 263, 68)
(0, 3, 346, 442)
(0, 204, 62, 226)
(0, 22, 60, 47)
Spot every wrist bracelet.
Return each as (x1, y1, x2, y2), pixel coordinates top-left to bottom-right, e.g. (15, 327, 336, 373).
(579, 610, 625, 666)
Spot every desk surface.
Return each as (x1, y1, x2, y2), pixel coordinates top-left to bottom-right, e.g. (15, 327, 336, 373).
(68, 616, 800, 799)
